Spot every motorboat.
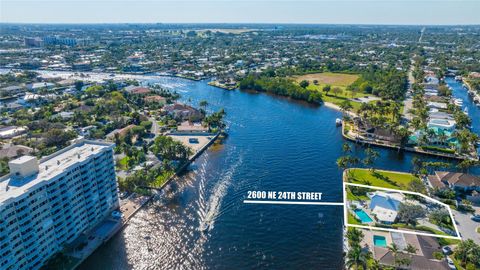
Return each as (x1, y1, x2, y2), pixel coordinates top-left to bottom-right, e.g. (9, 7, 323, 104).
(335, 118, 342, 126)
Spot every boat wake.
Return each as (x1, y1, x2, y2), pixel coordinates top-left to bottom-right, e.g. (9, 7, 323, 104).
(198, 151, 243, 233)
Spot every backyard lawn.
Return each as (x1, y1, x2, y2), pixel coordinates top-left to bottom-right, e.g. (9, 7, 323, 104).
(347, 168, 418, 190)
(347, 212, 362, 225)
(346, 186, 369, 201)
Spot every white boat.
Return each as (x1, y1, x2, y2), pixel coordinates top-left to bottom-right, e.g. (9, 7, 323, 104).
(455, 76, 463, 81)
(464, 107, 469, 115)
(335, 118, 342, 126)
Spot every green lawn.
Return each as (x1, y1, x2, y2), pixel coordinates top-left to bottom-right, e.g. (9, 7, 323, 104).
(292, 72, 368, 112)
(151, 170, 175, 188)
(438, 237, 461, 246)
(348, 212, 362, 225)
(346, 187, 369, 201)
(117, 156, 130, 170)
(347, 168, 418, 190)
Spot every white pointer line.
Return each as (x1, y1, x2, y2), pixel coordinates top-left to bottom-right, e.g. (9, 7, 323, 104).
(243, 200, 344, 206)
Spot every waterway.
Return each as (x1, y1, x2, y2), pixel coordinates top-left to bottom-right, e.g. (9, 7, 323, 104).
(70, 76, 478, 269)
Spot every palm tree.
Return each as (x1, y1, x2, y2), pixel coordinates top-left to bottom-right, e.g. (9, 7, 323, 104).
(369, 259, 383, 270)
(405, 244, 417, 254)
(340, 100, 353, 116)
(438, 130, 448, 146)
(346, 228, 364, 247)
(199, 100, 208, 114)
(388, 243, 400, 266)
(426, 129, 437, 145)
(345, 245, 371, 270)
(454, 239, 478, 267)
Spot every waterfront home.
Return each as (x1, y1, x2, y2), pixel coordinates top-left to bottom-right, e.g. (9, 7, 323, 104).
(368, 191, 403, 224)
(427, 171, 480, 192)
(144, 95, 167, 105)
(359, 230, 450, 270)
(373, 233, 450, 270)
(353, 118, 400, 143)
(176, 121, 209, 133)
(130, 87, 151, 96)
(163, 103, 203, 121)
(427, 118, 456, 131)
(124, 85, 148, 94)
(427, 101, 448, 110)
(425, 75, 440, 85)
(428, 111, 454, 121)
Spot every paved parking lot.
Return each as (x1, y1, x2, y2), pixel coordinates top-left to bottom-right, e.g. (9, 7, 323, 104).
(452, 208, 480, 244)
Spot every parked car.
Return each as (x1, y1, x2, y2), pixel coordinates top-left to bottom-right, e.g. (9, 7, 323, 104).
(447, 257, 456, 270)
(471, 215, 480, 222)
(442, 246, 453, 255)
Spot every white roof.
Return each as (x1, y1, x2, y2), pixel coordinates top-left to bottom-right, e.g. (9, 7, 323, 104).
(0, 139, 114, 205)
(372, 206, 398, 223)
(9, 155, 36, 165)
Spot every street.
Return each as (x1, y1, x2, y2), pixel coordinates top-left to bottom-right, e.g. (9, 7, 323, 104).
(452, 208, 480, 244)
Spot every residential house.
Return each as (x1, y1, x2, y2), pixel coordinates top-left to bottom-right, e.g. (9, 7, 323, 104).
(427, 118, 456, 131)
(0, 85, 24, 97)
(0, 145, 33, 159)
(372, 232, 450, 270)
(0, 126, 28, 139)
(163, 103, 203, 121)
(144, 95, 167, 105)
(176, 121, 209, 133)
(124, 86, 151, 95)
(427, 171, 480, 192)
(105, 124, 137, 141)
(27, 82, 55, 91)
(368, 191, 403, 224)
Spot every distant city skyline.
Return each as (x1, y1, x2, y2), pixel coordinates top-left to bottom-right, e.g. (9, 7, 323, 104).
(0, 0, 479, 25)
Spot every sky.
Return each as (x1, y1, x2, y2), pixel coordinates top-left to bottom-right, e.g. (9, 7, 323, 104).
(0, 0, 479, 25)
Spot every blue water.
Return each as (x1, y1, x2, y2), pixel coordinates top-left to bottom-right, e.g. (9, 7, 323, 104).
(354, 209, 373, 223)
(446, 77, 480, 135)
(80, 76, 480, 270)
(373, 235, 387, 247)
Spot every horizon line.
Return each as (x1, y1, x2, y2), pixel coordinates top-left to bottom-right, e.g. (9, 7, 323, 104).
(1, 22, 480, 26)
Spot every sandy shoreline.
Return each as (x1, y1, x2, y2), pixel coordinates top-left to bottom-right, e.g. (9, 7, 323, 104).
(323, 101, 358, 117)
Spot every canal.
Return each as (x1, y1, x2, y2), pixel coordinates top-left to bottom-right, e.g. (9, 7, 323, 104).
(79, 76, 478, 269)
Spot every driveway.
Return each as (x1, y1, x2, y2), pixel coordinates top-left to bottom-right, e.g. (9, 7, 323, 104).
(452, 208, 480, 244)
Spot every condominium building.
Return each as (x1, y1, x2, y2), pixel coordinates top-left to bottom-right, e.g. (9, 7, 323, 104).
(0, 139, 119, 270)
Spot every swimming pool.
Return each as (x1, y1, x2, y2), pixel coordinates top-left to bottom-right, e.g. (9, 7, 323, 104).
(373, 235, 387, 247)
(354, 209, 373, 223)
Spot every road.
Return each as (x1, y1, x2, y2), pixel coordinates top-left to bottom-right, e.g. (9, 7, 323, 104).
(402, 62, 415, 121)
(149, 117, 160, 135)
(452, 208, 480, 244)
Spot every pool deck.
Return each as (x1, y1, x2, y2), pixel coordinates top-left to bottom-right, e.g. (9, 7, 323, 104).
(361, 230, 393, 251)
